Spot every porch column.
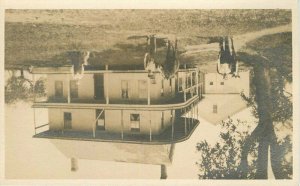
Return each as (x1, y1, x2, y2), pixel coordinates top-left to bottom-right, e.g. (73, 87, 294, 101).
(67, 74, 71, 104)
(32, 74, 36, 102)
(149, 111, 152, 142)
(171, 109, 174, 140)
(190, 106, 192, 129)
(92, 121, 95, 138)
(199, 84, 202, 99)
(196, 71, 199, 96)
(197, 103, 199, 120)
(61, 109, 64, 134)
(105, 64, 109, 70)
(121, 110, 124, 140)
(190, 71, 193, 85)
(188, 107, 191, 130)
(194, 103, 196, 123)
(184, 90, 186, 102)
(33, 108, 36, 134)
(106, 77, 109, 104)
(177, 72, 179, 92)
(191, 103, 194, 125)
(147, 78, 151, 105)
(184, 108, 187, 135)
(188, 108, 190, 131)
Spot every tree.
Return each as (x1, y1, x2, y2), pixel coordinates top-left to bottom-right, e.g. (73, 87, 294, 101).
(196, 32, 292, 179)
(196, 118, 258, 179)
(196, 117, 292, 179)
(5, 71, 46, 104)
(237, 32, 292, 179)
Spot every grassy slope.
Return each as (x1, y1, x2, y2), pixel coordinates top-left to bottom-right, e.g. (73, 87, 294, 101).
(5, 9, 291, 68)
(242, 32, 292, 81)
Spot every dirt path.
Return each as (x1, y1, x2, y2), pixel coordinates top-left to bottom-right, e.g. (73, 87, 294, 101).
(234, 24, 292, 51)
(182, 24, 292, 55)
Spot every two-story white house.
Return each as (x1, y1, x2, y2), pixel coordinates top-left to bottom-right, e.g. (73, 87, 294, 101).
(31, 63, 204, 143)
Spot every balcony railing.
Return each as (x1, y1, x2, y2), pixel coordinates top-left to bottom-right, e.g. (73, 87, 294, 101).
(36, 81, 203, 106)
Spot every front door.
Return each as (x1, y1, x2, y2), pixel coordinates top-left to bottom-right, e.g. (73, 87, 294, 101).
(64, 112, 72, 129)
(96, 109, 105, 130)
(55, 81, 63, 98)
(94, 74, 104, 100)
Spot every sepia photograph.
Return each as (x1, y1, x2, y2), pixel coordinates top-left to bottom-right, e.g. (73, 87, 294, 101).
(1, 2, 299, 185)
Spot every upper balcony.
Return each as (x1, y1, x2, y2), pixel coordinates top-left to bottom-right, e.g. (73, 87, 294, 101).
(31, 66, 205, 109)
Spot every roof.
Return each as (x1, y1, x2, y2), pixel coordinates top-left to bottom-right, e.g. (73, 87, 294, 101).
(50, 139, 174, 165)
(197, 94, 248, 125)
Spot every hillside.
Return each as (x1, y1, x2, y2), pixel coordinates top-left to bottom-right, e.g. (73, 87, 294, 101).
(5, 9, 292, 68)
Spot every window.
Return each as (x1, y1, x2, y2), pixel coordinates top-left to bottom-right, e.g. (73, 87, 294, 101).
(138, 80, 147, 99)
(220, 82, 224, 85)
(213, 104, 218, 113)
(161, 112, 164, 129)
(185, 73, 192, 88)
(130, 114, 140, 132)
(55, 81, 63, 97)
(187, 74, 192, 87)
(161, 79, 164, 96)
(192, 72, 196, 85)
(64, 112, 72, 129)
(121, 80, 129, 99)
(210, 82, 213, 85)
(70, 80, 78, 98)
(96, 109, 105, 130)
(178, 77, 183, 91)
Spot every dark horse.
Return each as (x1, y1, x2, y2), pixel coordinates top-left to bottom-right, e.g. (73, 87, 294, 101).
(217, 36, 239, 79)
(144, 35, 179, 79)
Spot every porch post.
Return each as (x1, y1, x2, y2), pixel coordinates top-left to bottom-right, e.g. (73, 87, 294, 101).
(197, 102, 199, 120)
(147, 78, 151, 105)
(192, 105, 194, 124)
(190, 106, 192, 129)
(199, 84, 201, 99)
(149, 111, 152, 142)
(193, 103, 196, 124)
(33, 108, 36, 134)
(188, 107, 191, 130)
(32, 74, 36, 102)
(92, 121, 95, 138)
(106, 77, 109, 104)
(184, 108, 187, 135)
(186, 108, 190, 128)
(177, 72, 179, 92)
(121, 110, 124, 140)
(197, 103, 199, 120)
(61, 109, 64, 134)
(171, 111, 174, 140)
(67, 74, 71, 104)
(190, 71, 193, 85)
(196, 71, 199, 96)
(184, 90, 186, 102)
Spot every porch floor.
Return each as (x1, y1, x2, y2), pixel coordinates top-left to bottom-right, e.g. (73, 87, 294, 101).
(34, 118, 199, 144)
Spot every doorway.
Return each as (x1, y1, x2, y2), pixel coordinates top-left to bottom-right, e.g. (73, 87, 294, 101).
(94, 74, 104, 100)
(55, 81, 63, 98)
(96, 109, 105, 130)
(64, 112, 72, 129)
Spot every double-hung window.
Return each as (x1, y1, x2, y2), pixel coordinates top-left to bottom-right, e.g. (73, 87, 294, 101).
(130, 114, 140, 132)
